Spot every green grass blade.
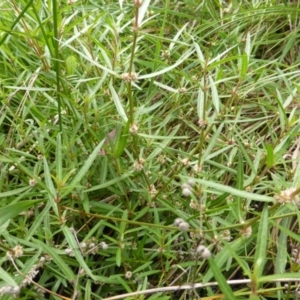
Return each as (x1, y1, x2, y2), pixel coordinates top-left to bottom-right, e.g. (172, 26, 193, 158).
(208, 256, 236, 299)
(33, 238, 76, 281)
(43, 157, 59, 216)
(62, 226, 96, 280)
(69, 139, 106, 187)
(253, 204, 268, 289)
(0, 200, 42, 226)
(189, 178, 274, 202)
(0, 267, 18, 287)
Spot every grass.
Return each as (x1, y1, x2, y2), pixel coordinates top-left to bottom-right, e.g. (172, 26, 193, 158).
(1, 0, 300, 299)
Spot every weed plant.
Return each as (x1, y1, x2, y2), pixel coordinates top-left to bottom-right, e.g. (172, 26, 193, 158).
(1, 0, 300, 299)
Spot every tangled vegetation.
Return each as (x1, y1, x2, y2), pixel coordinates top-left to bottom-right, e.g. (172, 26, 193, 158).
(1, 1, 300, 299)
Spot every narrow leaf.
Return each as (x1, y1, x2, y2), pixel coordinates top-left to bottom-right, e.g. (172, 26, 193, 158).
(115, 121, 129, 158)
(266, 143, 274, 168)
(43, 157, 58, 215)
(189, 178, 274, 202)
(208, 256, 236, 299)
(109, 83, 128, 122)
(0, 200, 43, 225)
(253, 204, 268, 288)
(0, 186, 31, 198)
(70, 139, 106, 187)
(33, 239, 75, 281)
(0, 267, 18, 286)
(208, 75, 220, 113)
(62, 226, 96, 279)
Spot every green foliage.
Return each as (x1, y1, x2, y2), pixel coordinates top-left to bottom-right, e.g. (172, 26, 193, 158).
(0, 0, 300, 299)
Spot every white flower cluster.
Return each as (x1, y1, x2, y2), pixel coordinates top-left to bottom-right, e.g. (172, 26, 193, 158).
(173, 218, 190, 232)
(0, 285, 20, 296)
(5, 252, 51, 296)
(181, 179, 195, 197)
(291, 243, 300, 265)
(6, 245, 23, 260)
(121, 72, 138, 82)
(65, 238, 108, 256)
(275, 188, 299, 205)
(196, 245, 211, 259)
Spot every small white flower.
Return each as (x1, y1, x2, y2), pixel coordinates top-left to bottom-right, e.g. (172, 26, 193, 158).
(240, 225, 252, 238)
(275, 188, 299, 205)
(80, 242, 87, 250)
(193, 164, 202, 173)
(7, 245, 23, 259)
(29, 178, 37, 187)
(187, 179, 195, 187)
(121, 72, 138, 82)
(201, 248, 211, 259)
(181, 158, 190, 166)
(182, 183, 189, 189)
(197, 119, 207, 129)
(149, 185, 157, 198)
(189, 199, 198, 209)
(0, 285, 20, 295)
(196, 245, 205, 253)
(134, 158, 145, 171)
(65, 248, 74, 256)
(11, 286, 20, 295)
(222, 230, 231, 241)
(178, 221, 190, 232)
(100, 242, 108, 250)
(161, 50, 170, 59)
(196, 245, 211, 259)
(173, 218, 184, 227)
(182, 187, 192, 197)
(129, 123, 139, 135)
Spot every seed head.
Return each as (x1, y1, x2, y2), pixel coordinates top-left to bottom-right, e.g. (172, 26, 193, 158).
(275, 188, 299, 205)
(178, 87, 187, 93)
(125, 271, 132, 279)
(129, 123, 139, 135)
(161, 50, 170, 59)
(149, 184, 157, 198)
(193, 164, 202, 173)
(29, 178, 37, 186)
(196, 245, 211, 259)
(198, 119, 208, 129)
(181, 158, 190, 166)
(100, 242, 109, 250)
(0, 285, 20, 296)
(221, 230, 231, 241)
(134, 158, 145, 171)
(79, 242, 87, 250)
(182, 187, 192, 197)
(121, 72, 138, 82)
(178, 221, 190, 232)
(240, 225, 252, 238)
(173, 218, 184, 227)
(7, 245, 23, 259)
(189, 199, 198, 209)
(65, 248, 74, 256)
(187, 179, 195, 187)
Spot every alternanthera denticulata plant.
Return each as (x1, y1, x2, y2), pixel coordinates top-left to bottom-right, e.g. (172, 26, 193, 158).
(1, 0, 300, 299)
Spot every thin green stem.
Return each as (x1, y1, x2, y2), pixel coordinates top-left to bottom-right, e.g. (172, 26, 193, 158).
(0, 0, 34, 46)
(52, 0, 63, 133)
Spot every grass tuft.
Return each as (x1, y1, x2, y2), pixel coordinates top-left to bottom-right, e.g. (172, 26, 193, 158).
(1, 1, 300, 299)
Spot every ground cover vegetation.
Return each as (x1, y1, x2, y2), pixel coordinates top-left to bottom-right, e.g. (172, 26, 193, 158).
(1, 0, 300, 299)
